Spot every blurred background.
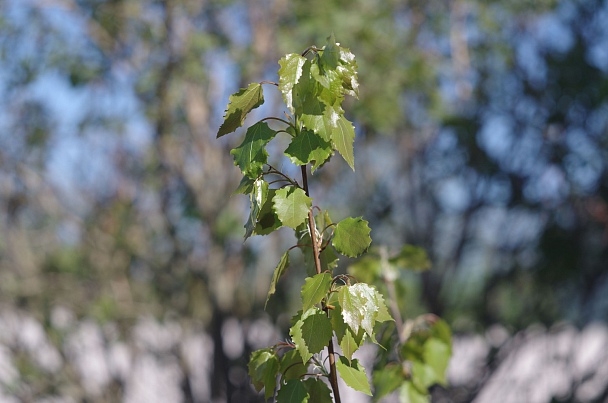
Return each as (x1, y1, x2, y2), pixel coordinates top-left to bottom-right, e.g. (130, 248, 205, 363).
(1, 0, 607, 401)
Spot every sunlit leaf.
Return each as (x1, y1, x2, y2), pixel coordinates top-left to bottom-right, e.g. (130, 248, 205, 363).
(279, 53, 307, 114)
(218, 83, 264, 137)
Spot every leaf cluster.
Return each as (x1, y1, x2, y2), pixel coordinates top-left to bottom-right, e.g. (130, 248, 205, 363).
(217, 36, 451, 402)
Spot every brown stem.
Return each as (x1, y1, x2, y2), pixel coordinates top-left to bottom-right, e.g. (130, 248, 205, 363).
(300, 165, 341, 403)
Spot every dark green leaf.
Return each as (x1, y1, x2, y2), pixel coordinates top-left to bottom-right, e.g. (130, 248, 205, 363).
(273, 187, 312, 229)
(254, 188, 282, 235)
(303, 378, 333, 403)
(332, 217, 372, 258)
(277, 379, 309, 403)
(280, 350, 308, 381)
(301, 273, 332, 312)
(265, 251, 290, 309)
(233, 176, 255, 195)
(230, 121, 277, 179)
(284, 129, 333, 172)
(248, 348, 279, 400)
(244, 179, 268, 240)
(335, 356, 372, 396)
(218, 83, 264, 138)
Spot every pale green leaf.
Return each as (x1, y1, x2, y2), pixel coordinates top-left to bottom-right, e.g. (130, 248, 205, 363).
(301, 273, 332, 312)
(284, 129, 333, 172)
(399, 381, 429, 403)
(265, 251, 289, 309)
(347, 256, 382, 284)
(332, 217, 371, 258)
(230, 121, 277, 178)
(372, 365, 405, 402)
(332, 115, 355, 170)
(217, 83, 264, 138)
(273, 187, 312, 229)
(389, 244, 431, 272)
(335, 356, 372, 396)
(277, 379, 309, 403)
(248, 348, 279, 400)
(290, 307, 332, 364)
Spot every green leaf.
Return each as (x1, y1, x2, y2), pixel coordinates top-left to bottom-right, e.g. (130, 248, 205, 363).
(277, 379, 309, 403)
(278, 53, 307, 114)
(305, 246, 339, 277)
(254, 188, 282, 235)
(347, 256, 382, 284)
(401, 318, 452, 389)
(248, 348, 279, 400)
(230, 121, 277, 178)
(375, 292, 393, 323)
(332, 217, 372, 258)
(280, 350, 308, 381)
(233, 176, 255, 195)
(303, 378, 333, 403)
(335, 356, 372, 396)
(399, 381, 429, 403)
(290, 307, 332, 364)
(273, 187, 312, 229)
(284, 129, 333, 173)
(320, 34, 340, 69)
(372, 365, 406, 402)
(389, 245, 431, 272)
(332, 115, 355, 170)
(301, 273, 332, 312)
(265, 251, 290, 309)
(217, 82, 264, 138)
(244, 179, 268, 240)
